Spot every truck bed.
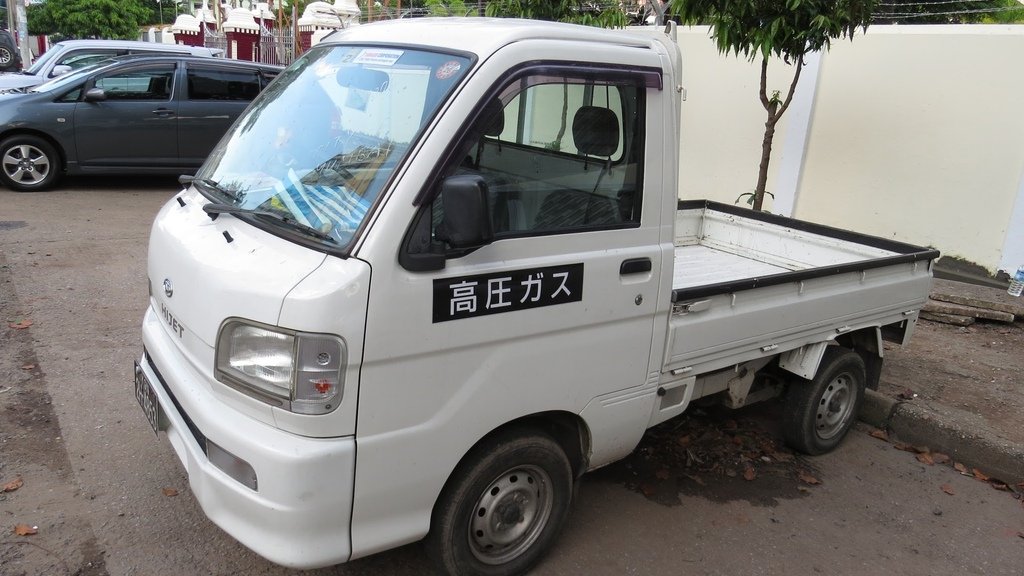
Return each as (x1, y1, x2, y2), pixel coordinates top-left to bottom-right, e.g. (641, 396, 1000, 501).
(665, 201, 939, 377)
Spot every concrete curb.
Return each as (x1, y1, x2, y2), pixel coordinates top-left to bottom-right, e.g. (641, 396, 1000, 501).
(858, 389, 1024, 484)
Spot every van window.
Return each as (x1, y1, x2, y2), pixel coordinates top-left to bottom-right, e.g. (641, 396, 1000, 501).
(94, 64, 174, 101)
(187, 66, 262, 101)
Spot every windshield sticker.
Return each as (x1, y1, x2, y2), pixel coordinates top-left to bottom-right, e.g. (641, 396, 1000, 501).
(352, 49, 403, 67)
(435, 61, 462, 80)
(433, 264, 584, 323)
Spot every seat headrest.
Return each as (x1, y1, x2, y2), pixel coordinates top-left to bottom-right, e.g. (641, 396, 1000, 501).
(572, 106, 619, 157)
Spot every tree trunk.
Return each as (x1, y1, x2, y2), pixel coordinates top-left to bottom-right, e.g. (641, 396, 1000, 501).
(752, 55, 804, 212)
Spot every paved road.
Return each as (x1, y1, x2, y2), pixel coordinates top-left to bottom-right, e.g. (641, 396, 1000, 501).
(1, 178, 1022, 575)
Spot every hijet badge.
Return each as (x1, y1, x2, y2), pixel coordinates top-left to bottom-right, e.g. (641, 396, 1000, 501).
(433, 263, 584, 323)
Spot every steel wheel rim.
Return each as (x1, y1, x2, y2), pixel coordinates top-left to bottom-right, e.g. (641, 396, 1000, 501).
(468, 464, 553, 566)
(3, 144, 51, 186)
(816, 371, 855, 440)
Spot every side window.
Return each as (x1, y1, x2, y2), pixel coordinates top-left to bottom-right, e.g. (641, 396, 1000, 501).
(431, 72, 644, 242)
(94, 65, 175, 101)
(186, 66, 262, 101)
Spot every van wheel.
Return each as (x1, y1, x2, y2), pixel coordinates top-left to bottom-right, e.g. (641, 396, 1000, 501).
(0, 47, 12, 67)
(0, 135, 61, 192)
(426, 431, 573, 576)
(783, 347, 866, 455)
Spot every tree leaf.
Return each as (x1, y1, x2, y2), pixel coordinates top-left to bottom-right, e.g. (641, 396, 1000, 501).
(162, 487, 179, 497)
(954, 462, 969, 474)
(972, 468, 990, 482)
(940, 484, 955, 496)
(797, 470, 821, 485)
(2, 477, 23, 492)
(743, 466, 756, 481)
(916, 453, 934, 466)
(8, 319, 32, 329)
(14, 524, 38, 536)
(869, 429, 888, 441)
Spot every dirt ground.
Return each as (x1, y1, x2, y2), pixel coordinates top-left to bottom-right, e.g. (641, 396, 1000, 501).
(881, 312, 1024, 447)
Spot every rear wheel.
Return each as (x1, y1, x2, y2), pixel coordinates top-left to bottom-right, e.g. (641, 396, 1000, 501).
(426, 431, 573, 576)
(783, 347, 866, 455)
(0, 135, 61, 192)
(0, 47, 13, 68)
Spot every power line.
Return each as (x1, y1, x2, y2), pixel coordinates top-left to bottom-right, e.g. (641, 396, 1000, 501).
(872, 6, 1024, 17)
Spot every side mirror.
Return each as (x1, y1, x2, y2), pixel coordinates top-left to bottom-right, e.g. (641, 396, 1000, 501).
(84, 88, 107, 102)
(436, 175, 493, 249)
(51, 65, 72, 78)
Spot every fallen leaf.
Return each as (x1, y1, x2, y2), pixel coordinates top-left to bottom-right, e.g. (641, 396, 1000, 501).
(916, 453, 935, 466)
(2, 477, 23, 492)
(20, 364, 35, 370)
(797, 470, 821, 485)
(869, 429, 889, 441)
(655, 469, 670, 481)
(973, 469, 990, 482)
(797, 486, 811, 494)
(931, 452, 951, 465)
(684, 474, 705, 486)
(14, 524, 37, 536)
(893, 442, 915, 453)
(954, 462, 969, 474)
(162, 487, 179, 497)
(941, 484, 955, 496)
(911, 445, 931, 455)
(992, 482, 1009, 492)
(8, 319, 32, 329)
(743, 466, 756, 481)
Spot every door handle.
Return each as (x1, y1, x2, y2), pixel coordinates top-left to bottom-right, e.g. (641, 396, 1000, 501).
(620, 257, 652, 275)
(151, 108, 175, 117)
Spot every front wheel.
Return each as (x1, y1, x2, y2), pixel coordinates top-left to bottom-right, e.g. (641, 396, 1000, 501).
(0, 135, 61, 192)
(783, 347, 866, 455)
(426, 431, 573, 576)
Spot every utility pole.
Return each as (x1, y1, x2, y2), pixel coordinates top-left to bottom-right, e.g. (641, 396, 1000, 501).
(12, 0, 29, 67)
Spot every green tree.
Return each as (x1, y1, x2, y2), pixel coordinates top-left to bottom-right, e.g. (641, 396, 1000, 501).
(485, 0, 629, 28)
(671, 0, 874, 211)
(28, 0, 152, 40)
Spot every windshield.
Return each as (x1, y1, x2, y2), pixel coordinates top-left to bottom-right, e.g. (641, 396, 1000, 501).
(30, 61, 110, 93)
(25, 44, 68, 75)
(195, 44, 472, 249)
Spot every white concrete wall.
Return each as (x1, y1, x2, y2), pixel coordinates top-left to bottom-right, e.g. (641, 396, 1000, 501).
(676, 25, 1024, 276)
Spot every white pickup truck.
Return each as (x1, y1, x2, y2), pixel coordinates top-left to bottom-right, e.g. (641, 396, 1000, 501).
(134, 18, 938, 576)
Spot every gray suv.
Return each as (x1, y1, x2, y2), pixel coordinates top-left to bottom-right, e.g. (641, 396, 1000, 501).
(0, 39, 221, 91)
(0, 30, 21, 72)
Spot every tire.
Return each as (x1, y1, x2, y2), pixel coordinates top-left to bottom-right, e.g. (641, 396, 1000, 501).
(0, 135, 61, 192)
(426, 431, 574, 576)
(783, 347, 866, 455)
(0, 47, 12, 67)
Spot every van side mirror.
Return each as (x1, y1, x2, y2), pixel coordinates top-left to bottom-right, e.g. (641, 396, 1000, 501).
(51, 64, 72, 78)
(436, 175, 494, 249)
(84, 88, 107, 102)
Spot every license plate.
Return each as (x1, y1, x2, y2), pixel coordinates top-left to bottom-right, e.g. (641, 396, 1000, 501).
(134, 361, 163, 435)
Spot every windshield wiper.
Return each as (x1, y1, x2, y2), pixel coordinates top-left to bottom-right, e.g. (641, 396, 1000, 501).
(183, 175, 240, 201)
(202, 203, 335, 243)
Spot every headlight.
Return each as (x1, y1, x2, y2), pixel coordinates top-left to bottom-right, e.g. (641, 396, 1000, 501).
(215, 319, 345, 415)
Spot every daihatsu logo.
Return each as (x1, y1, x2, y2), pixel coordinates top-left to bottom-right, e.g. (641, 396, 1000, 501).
(163, 278, 173, 298)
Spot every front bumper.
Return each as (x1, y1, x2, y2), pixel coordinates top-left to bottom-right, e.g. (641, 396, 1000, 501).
(139, 306, 356, 569)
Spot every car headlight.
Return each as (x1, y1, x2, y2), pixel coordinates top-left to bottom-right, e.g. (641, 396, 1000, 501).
(215, 319, 345, 415)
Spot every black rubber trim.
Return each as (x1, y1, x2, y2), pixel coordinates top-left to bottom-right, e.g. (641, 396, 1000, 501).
(145, 349, 209, 452)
